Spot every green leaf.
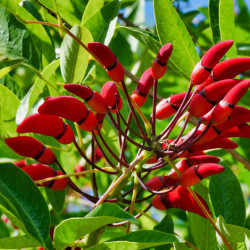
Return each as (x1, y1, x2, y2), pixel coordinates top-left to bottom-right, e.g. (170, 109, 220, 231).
(85, 203, 137, 222)
(81, 0, 104, 24)
(0, 163, 50, 246)
(219, 0, 237, 58)
(16, 59, 60, 125)
(154, 0, 199, 78)
(216, 216, 250, 250)
(83, 0, 120, 44)
(0, 84, 20, 137)
(0, 235, 40, 249)
(45, 188, 66, 214)
(0, 7, 39, 68)
(209, 0, 220, 44)
(0, 0, 55, 67)
(60, 25, 93, 84)
(210, 162, 245, 226)
(154, 214, 174, 250)
(237, 43, 250, 56)
(87, 230, 184, 250)
(245, 234, 250, 250)
(0, 59, 24, 79)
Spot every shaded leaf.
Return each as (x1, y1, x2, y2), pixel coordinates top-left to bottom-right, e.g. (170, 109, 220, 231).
(0, 59, 24, 79)
(210, 162, 245, 226)
(81, 0, 104, 24)
(0, 0, 54, 67)
(45, 188, 66, 215)
(209, 0, 220, 44)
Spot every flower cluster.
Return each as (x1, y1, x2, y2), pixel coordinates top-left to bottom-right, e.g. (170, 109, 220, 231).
(6, 40, 250, 219)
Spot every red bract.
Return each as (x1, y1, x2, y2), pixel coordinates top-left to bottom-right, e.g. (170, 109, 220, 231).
(197, 57, 250, 91)
(95, 113, 106, 131)
(152, 186, 211, 218)
(64, 84, 108, 114)
(188, 79, 241, 118)
(16, 114, 74, 144)
(38, 96, 97, 132)
(179, 163, 224, 187)
(131, 68, 154, 107)
(14, 159, 27, 168)
(88, 42, 124, 82)
(191, 40, 234, 85)
(219, 123, 250, 139)
(5, 136, 56, 165)
(152, 43, 173, 79)
(100, 81, 122, 113)
(22, 164, 68, 190)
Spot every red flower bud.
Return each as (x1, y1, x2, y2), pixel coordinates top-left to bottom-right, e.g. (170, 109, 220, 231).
(219, 123, 250, 139)
(179, 163, 224, 187)
(188, 79, 241, 118)
(191, 40, 234, 85)
(131, 68, 154, 107)
(152, 186, 211, 218)
(88, 42, 124, 82)
(100, 81, 122, 113)
(204, 57, 250, 86)
(190, 138, 238, 152)
(156, 92, 192, 120)
(22, 164, 68, 190)
(5, 136, 56, 165)
(16, 114, 74, 144)
(38, 96, 97, 132)
(152, 43, 173, 79)
(209, 80, 250, 124)
(64, 84, 108, 114)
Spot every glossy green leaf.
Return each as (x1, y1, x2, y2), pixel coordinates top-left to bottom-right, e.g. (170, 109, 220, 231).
(216, 216, 250, 250)
(45, 188, 66, 215)
(219, 0, 237, 58)
(81, 0, 104, 24)
(54, 203, 136, 250)
(0, 163, 50, 246)
(209, 0, 221, 44)
(210, 162, 245, 226)
(0, 0, 54, 67)
(85, 203, 137, 221)
(0, 235, 40, 249)
(0, 59, 24, 79)
(60, 25, 93, 84)
(154, 0, 199, 78)
(83, 0, 120, 44)
(0, 84, 20, 137)
(87, 230, 184, 250)
(16, 59, 60, 125)
(237, 43, 250, 56)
